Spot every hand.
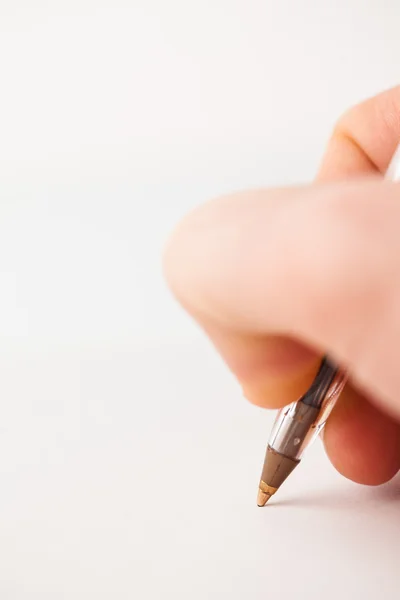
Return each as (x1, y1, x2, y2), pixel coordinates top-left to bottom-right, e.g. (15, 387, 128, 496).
(163, 86, 400, 486)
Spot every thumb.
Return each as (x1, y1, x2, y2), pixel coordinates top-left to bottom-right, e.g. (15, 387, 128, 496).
(164, 178, 400, 419)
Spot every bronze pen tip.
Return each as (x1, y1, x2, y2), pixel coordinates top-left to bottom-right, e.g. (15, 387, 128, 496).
(257, 481, 278, 507)
(257, 489, 271, 507)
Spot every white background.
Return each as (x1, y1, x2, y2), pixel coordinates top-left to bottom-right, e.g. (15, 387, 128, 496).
(0, 1, 400, 598)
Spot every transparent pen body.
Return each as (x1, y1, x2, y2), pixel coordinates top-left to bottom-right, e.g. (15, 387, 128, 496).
(268, 361, 347, 461)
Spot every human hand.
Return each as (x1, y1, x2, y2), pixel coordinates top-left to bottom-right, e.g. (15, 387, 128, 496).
(163, 86, 400, 486)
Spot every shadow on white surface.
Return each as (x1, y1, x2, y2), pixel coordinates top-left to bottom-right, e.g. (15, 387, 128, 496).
(270, 476, 400, 510)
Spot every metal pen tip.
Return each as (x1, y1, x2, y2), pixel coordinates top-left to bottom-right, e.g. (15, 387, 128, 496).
(257, 489, 272, 507)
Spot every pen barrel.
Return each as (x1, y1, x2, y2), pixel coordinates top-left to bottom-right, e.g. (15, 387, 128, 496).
(269, 368, 347, 461)
(300, 368, 347, 450)
(269, 401, 320, 461)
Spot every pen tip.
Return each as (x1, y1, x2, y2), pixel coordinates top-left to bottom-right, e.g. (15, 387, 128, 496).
(257, 489, 272, 507)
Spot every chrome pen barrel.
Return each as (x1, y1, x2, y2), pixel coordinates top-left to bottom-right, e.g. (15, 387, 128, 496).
(268, 364, 347, 461)
(269, 400, 319, 460)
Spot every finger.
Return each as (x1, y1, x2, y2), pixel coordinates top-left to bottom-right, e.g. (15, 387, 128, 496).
(324, 385, 400, 485)
(164, 178, 400, 420)
(317, 85, 400, 180)
(165, 87, 400, 412)
(201, 322, 321, 408)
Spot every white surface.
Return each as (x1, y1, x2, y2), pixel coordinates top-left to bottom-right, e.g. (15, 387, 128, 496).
(2, 342, 398, 599)
(0, 1, 400, 598)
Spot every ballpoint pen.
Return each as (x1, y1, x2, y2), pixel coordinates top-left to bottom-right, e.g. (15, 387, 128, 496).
(257, 142, 400, 507)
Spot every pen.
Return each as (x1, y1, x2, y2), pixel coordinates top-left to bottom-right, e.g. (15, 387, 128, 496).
(257, 142, 400, 507)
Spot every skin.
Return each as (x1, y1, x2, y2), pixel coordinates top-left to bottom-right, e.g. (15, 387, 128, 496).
(163, 86, 400, 487)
